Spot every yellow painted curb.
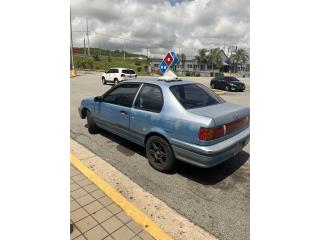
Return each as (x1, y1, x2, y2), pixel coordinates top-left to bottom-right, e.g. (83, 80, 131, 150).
(211, 89, 226, 95)
(70, 154, 172, 240)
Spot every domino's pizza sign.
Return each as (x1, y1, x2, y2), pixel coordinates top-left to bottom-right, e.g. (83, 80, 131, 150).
(159, 51, 179, 74)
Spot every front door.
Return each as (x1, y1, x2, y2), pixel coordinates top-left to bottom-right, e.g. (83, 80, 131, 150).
(96, 83, 141, 138)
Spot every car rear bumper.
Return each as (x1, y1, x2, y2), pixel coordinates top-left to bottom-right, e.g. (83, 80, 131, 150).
(170, 127, 250, 168)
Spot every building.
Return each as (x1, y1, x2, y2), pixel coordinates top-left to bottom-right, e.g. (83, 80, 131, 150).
(150, 49, 230, 75)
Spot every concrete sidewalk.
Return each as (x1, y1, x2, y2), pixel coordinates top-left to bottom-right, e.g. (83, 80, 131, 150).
(70, 164, 154, 240)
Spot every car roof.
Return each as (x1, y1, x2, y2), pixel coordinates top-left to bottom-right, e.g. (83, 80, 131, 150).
(110, 67, 133, 71)
(121, 78, 195, 88)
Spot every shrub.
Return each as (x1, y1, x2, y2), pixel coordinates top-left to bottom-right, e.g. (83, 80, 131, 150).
(92, 51, 100, 61)
(74, 57, 94, 69)
(185, 71, 191, 76)
(214, 72, 224, 77)
(195, 72, 200, 77)
(137, 66, 142, 72)
(210, 72, 214, 77)
(134, 59, 141, 65)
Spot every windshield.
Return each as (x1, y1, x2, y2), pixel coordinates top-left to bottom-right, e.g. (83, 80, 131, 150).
(227, 77, 239, 82)
(170, 84, 225, 109)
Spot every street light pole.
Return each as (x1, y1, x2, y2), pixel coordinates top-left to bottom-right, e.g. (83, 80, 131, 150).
(70, 7, 75, 71)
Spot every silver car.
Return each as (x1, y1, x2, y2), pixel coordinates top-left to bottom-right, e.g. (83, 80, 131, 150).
(79, 79, 250, 172)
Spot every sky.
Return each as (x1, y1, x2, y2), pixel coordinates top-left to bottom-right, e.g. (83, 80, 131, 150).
(71, 0, 249, 58)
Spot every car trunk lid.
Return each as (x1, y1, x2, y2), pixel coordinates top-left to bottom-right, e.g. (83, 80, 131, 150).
(188, 102, 249, 127)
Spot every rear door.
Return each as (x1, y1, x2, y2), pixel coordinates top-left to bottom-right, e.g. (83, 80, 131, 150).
(130, 84, 164, 145)
(96, 83, 141, 138)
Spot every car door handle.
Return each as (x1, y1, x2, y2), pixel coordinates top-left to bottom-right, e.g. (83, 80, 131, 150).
(120, 110, 128, 115)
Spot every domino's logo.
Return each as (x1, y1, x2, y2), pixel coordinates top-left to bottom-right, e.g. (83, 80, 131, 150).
(159, 51, 179, 75)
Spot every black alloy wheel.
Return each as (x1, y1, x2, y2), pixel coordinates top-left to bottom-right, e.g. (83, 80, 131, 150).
(146, 136, 176, 172)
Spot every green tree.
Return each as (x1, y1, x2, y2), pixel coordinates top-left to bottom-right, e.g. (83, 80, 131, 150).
(195, 48, 208, 65)
(207, 48, 223, 71)
(177, 53, 186, 71)
(230, 48, 249, 72)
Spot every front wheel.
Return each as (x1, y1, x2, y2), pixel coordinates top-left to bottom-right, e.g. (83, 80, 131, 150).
(225, 85, 230, 91)
(114, 78, 119, 85)
(102, 77, 106, 85)
(86, 110, 99, 134)
(146, 136, 176, 173)
(210, 82, 215, 89)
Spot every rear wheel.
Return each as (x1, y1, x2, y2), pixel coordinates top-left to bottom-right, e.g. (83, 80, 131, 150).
(114, 78, 119, 85)
(225, 85, 230, 91)
(146, 136, 176, 173)
(102, 77, 106, 85)
(86, 110, 99, 134)
(210, 81, 215, 89)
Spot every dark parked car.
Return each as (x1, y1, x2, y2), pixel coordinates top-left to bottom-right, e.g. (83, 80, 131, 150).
(210, 76, 246, 92)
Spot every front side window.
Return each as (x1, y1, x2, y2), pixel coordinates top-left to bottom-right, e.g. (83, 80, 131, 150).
(134, 84, 163, 112)
(106, 69, 112, 74)
(103, 84, 141, 107)
(170, 84, 225, 109)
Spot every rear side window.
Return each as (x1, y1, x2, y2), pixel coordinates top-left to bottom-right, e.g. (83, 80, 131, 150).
(170, 84, 225, 109)
(113, 69, 119, 73)
(134, 84, 163, 112)
(103, 83, 141, 107)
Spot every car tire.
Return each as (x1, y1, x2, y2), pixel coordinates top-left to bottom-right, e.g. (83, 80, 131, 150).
(114, 78, 119, 85)
(102, 77, 106, 85)
(146, 136, 176, 173)
(225, 85, 230, 91)
(86, 110, 99, 134)
(210, 82, 215, 89)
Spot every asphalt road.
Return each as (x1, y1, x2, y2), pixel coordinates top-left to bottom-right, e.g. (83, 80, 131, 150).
(71, 72, 250, 240)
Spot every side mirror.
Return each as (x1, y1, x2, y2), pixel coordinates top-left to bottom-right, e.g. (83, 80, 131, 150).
(94, 96, 102, 102)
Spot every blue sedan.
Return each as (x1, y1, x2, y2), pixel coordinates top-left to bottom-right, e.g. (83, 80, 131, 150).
(79, 79, 250, 172)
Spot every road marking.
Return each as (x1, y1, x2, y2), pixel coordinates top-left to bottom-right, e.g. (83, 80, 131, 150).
(71, 153, 172, 240)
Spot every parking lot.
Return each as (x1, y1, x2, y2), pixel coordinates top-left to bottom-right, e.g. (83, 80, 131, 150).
(71, 72, 250, 240)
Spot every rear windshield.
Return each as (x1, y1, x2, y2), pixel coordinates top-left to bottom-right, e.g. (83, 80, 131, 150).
(122, 69, 136, 74)
(170, 84, 225, 109)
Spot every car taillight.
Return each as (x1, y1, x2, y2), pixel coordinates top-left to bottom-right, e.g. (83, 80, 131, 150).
(199, 115, 249, 141)
(121, 73, 125, 77)
(199, 126, 225, 141)
(225, 115, 249, 134)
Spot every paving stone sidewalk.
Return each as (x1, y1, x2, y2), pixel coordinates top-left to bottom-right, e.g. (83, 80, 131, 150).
(70, 164, 154, 240)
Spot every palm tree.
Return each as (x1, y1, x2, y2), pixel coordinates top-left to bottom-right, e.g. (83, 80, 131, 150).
(207, 48, 223, 71)
(230, 48, 249, 72)
(195, 49, 208, 69)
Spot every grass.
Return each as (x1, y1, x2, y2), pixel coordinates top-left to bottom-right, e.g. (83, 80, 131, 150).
(72, 49, 151, 76)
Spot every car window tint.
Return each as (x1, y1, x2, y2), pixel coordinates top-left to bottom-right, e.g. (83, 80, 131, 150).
(114, 69, 119, 73)
(170, 84, 224, 109)
(106, 69, 112, 73)
(128, 70, 135, 74)
(103, 84, 141, 107)
(122, 69, 129, 74)
(134, 85, 163, 112)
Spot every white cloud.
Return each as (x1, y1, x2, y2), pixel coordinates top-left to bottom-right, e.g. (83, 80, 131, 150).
(71, 0, 249, 58)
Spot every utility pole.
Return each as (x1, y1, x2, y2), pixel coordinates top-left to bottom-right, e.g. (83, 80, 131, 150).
(86, 17, 90, 56)
(70, 7, 75, 71)
(83, 38, 86, 56)
(123, 39, 125, 60)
